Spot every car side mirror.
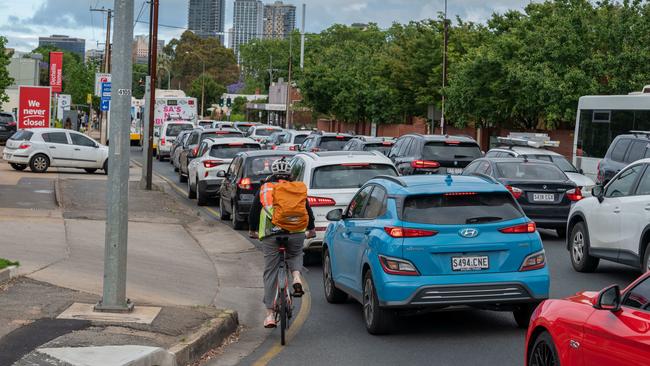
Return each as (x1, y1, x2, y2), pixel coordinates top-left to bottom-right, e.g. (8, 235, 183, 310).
(579, 168, 584, 175)
(592, 185, 604, 203)
(326, 209, 343, 221)
(594, 284, 621, 312)
(94, 144, 99, 148)
(217, 170, 226, 178)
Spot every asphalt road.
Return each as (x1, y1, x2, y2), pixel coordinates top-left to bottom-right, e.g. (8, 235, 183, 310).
(132, 147, 642, 366)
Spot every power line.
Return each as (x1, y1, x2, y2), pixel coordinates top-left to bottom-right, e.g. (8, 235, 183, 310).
(133, 20, 317, 38)
(134, 0, 147, 28)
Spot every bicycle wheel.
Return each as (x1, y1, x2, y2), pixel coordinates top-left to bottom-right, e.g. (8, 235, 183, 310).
(280, 287, 287, 345)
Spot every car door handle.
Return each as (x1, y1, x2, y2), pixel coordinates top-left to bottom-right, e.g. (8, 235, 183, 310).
(49, 146, 56, 149)
(614, 208, 621, 213)
(74, 148, 81, 151)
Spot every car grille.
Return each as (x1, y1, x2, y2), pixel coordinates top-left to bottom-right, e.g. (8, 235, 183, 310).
(410, 283, 532, 305)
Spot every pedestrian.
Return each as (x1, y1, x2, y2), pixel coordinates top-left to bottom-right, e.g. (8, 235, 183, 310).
(64, 117, 72, 130)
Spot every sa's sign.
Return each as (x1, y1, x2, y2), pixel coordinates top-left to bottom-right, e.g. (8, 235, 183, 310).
(18, 86, 52, 129)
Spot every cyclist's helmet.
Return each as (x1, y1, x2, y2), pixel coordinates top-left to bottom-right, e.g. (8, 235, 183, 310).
(271, 158, 291, 175)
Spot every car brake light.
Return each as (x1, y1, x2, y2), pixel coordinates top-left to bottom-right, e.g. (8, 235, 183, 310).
(384, 226, 438, 238)
(378, 255, 420, 276)
(18, 143, 31, 149)
(7, 121, 16, 127)
(336, 135, 345, 139)
(341, 163, 370, 167)
(308, 196, 336, 207)
(506, 185, 523, 199)
(410, 160, 440, 169)
(382, 141, 393, 146)
(499, 222, 536, 234)
(203, 160, 224, 169)
(238, 177, 252, 190)
(566, 187, 583, 201)
(444, 192, 477, 196)
(161, 138, 166, 146)
(272, 146, 278, 150)
(289, 145, 297, 151)
(229, 142, 244, 146)
(192, 146, 199, 156)
(445, 140, 461, 145)
(520, 250, 546, 271)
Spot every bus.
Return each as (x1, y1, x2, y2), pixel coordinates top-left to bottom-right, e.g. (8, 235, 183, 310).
(573, 86, 650, 180)
(130, 98, 145, 146)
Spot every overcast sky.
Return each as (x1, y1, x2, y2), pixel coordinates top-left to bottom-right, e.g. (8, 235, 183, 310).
(0, 0, 530, 52)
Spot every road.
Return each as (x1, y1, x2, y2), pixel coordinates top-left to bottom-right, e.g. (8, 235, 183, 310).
(132, 147, 642, 366)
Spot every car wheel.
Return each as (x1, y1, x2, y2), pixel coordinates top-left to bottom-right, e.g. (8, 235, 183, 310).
(219, 197, 231, 220)
(570, 222, 599, 273)
(642, 242, 650, 273)
(556, 227, 566, 238)
(528, 331, 560, 366)
(323, 249, 348, 304)
(362, 270, 394, 335)
(29, 154, 49, 173)
(84, 168, 97, 174)
(187, 176, 196, 199)
(10, 163, 27, 171)
(103, 160, 108, 175)
(513, 302, 539, 328)
(179, 170, 187, 183)
(232, 204, 245, 230)
(197, 179, 208, 206)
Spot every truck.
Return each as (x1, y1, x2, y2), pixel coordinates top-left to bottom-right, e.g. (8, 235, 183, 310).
(152, 90, 198, 155)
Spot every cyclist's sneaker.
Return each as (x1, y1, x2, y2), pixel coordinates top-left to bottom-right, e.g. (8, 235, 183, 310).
(292, 283, 304, 297)
(264, 314, 277, 328)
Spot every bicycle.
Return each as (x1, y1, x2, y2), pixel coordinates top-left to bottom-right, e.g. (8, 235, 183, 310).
(272, 237, 294, 346)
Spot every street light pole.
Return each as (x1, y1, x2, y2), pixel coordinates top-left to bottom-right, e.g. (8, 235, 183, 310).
(201, 61, 205, 117)
(440, 0, 448, 135)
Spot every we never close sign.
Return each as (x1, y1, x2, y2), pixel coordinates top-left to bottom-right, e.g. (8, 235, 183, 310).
(18, 86, 51, 129)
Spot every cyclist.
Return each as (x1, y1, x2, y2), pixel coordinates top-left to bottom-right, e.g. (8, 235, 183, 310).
(249, 158, 316, 328)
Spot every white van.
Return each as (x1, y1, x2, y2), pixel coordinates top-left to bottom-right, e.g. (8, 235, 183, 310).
(155, 121, 194, 160)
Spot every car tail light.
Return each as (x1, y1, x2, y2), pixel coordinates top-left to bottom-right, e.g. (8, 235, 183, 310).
(382, 141, 393, 146)
(192, 146, 199, 156)
(520, 250, 546, 271)
(203, 160, 224, 169)
(499, 222, 536, 234)
(410, 160, 440, 169)
(384, 226, 438, 238)
(289, 145, 297, 151)
(7, 121, 16, 127)
(161, 138, 166, 146)
(379, 255, 420, 276)
(308, 196, 336, 207)
(336, 135, 345, 139)
(272, 146, 278, 150)
(229, 142, 244, 146)
(238, 177, 252, 190)
(315, 226, 327, 232)
(566, 187, 583, 201)
(18, 143, 31, 149)
(506, 185, 523, 199)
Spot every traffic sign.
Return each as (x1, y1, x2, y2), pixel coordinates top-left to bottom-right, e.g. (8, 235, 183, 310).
(101, 82, 112, 98)
(100, 99, 110, 111)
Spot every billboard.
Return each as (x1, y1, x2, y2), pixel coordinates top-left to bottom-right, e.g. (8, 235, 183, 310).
(18, 86, 51, 129)
(57, 94, 71, 120)
(49, 52, 63, 93)
(95, 73, 111, 97)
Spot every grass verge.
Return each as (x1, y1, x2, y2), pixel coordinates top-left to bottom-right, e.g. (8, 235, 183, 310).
(0, 258, 19, 270)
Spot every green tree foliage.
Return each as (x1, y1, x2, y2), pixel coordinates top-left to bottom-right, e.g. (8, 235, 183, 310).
(0, 36, 13, 108)
(189, 74, 226, 115)
(231, 96, 248, 115)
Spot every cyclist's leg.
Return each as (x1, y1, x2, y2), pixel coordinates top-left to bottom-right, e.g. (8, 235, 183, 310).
(262, 237, 281, 324)
(285, 234, 306, 295)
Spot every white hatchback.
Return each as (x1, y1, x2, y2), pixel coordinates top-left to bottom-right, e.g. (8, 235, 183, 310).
(3, 128, 109, 174)
(289, 151, 398, 251)
(187, 137, 261, 206)
(155, 121, 195, 160)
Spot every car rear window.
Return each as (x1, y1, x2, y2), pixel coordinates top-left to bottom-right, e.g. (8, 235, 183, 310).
(293, 135, 308, 145)
(255, 128, 282, 137)
(236, 124, 254, 132)
(198, 121, 213, 128)
(402, 192, 524, 225)
(245, 156, 292, 181)
(0, 113, 14, 123)
(423, 142, 482, 160)
(319, 136, 352, 151)
(9, 130, 33, 141)
(311, 163, 397, 189)
(495, 162, 567, 181)
(363, 143, 393, 155)
(166, 124, 193, 137)
(209, 143, 260, 159)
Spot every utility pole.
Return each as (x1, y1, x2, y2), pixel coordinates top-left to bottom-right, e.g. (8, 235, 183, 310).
(91, 6, 113, 145)
(440, 0, 448, 135)
(300, 4, 306, 70)
(94, 0, 134, 313)
(285, 36, 293, 129)
(144, 0, 159, 191)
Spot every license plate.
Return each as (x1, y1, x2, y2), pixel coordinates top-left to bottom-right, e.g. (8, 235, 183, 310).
(533, 193, 555, 202)
(451, 256, 489, 271)
(447, 168, 463, 175)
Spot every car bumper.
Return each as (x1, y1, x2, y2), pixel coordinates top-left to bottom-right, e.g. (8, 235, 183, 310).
(158, 146, 171, 156)
(303, 221, 329, 251)
(521, 206, 570, 229)
(375, 268, 550, 308)
(3, 150, 29, 164)
(198, 179, 223, 197)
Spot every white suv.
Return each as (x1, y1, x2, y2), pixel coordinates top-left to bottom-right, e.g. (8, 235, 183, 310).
(155, 121, 194, 160)
(3, 128, 109, 174)
(567, 158, 650, 272)
(289, 151, 398, 251)
(187, 137, 261, 206)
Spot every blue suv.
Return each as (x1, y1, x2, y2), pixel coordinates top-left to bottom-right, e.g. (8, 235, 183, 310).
(323, 174, 550, 334)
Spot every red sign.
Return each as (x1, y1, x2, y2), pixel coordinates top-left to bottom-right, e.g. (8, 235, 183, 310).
(18, 86, 51, 129)
(49, 51, 63, 93)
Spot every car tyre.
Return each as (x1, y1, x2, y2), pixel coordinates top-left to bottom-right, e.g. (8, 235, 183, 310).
(642, 242, 650, 273)
(103, 160, 108, 175)
(179, 170, 187, 183)
(513, 302, 539, 328)
(362, 270, 394, 335)
(197, 179, 209, 206)
(219, 197, 231, 220)
(232, 204, 245, 230)
(570, 222, 599, 273)
(323, 249, 348, 304)
(187, 177, 197, 199)
(84, 168, 97, 174)
(10, 163, 27, 171)
(528, 331, 560, 366)
(29, 154, 49, 173)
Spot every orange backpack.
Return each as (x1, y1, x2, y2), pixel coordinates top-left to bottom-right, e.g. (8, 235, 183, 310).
(271, 181, 309, 232)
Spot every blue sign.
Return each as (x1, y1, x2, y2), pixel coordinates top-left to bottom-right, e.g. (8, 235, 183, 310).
(101, 82, 112, 98)
(100, 99, 110, 111)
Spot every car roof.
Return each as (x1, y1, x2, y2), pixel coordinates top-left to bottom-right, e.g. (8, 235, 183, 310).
(401, 134, 478, 143)
(369, 174, 507, 195)
(203, 137, 259, 145)
(201, 128, 241, 133)
(313, 132, 353, 137)
(613, 133, 650, 141)
(295, 151, 392, 165)
(490, 146, 563, 156)
(239, 150, 298, 158)
(162, 121, 193, 125)
(479, 157, 557, 165)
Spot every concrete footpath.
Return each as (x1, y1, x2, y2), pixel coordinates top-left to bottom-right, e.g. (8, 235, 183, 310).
(0, 157, 265, 365)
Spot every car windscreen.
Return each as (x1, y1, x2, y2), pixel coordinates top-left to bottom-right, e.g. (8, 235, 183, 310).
(209, 144, 260, 159)
(319, 137, 352, 151)
(254, 128, 281, 137)
(198, 121, 213, 128)
(245, 156, 291, 181)
(293, 135, 308, 145)
(550, 156, 578, 173)
(9, 130, 33, 141)
(0, 113, 13, 124)
(166, 124, 193, 137)
(401, 192, 524, 225)
(236, 124, 254, 132)
(363, 143, 393, 155)
(495, 162, 568, 181)
(311, 164, 397, 189)
(422, 142, 482, 160)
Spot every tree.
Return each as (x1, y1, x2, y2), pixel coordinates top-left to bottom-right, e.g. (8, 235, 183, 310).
(188, 74, 226, 116)
(231, 96, 248, 115)
(132, 63, 148, 99)
(0, 36, 13, 108)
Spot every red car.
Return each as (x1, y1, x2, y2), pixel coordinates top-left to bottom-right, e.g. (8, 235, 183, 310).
(526, 272, 650, 366)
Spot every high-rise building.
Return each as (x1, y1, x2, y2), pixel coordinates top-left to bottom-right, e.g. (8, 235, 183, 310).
(188, 0, 226, 43)
(132, 35, 165, 65)
(263, 1, 295, 39)
(38, 35, 85, 60)
(85, 49, 105, 64)
(232, 0, 264, 61)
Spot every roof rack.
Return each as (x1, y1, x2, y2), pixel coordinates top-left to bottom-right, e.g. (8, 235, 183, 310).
(374, 175, 407, 187)
(497, 133, 560, 149)
(467, 172, 499, 184)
